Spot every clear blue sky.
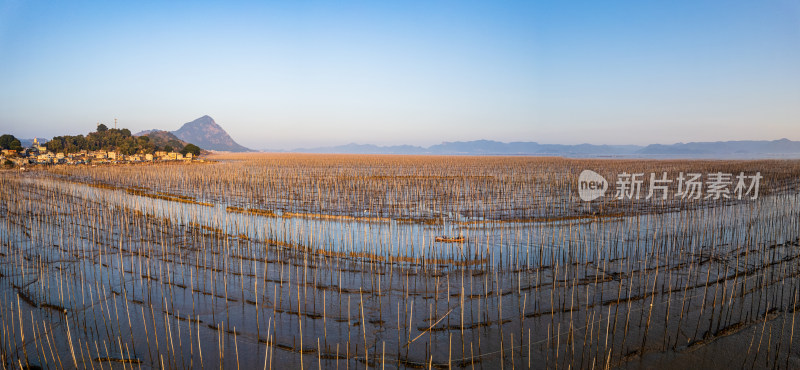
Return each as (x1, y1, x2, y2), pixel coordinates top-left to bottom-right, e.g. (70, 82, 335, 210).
(1, 0, 798, 149)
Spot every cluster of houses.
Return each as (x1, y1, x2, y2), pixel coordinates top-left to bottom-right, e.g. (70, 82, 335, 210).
(1, 138, 195, 168)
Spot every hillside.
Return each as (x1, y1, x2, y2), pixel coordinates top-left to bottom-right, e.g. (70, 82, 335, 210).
(136, 130, 194, 153)
(37, 124, 201, 156)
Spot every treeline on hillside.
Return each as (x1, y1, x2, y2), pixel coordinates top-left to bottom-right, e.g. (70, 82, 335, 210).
(45, 124, 200, 156)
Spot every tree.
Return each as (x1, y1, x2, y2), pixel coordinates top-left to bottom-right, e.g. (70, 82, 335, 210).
(120, 137, 138, 155)
(3, 159, 13, 168)
(46, 137, 64, 153)
(0, 134, 13, 149)
(164, 145, 173, 153)
(0, 134, 22, 151)
(3, 125, 161, 156)
(64, 135, 86, 153)
(180, 143, 201, 156)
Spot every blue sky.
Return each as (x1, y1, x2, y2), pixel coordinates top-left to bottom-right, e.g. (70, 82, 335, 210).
(0, 0, 798, 149)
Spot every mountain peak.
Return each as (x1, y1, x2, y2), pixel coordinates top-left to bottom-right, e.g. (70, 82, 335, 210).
(181, 115, 218, 129)
(172, 115, 252, 152)
(193, 115, 215, 124)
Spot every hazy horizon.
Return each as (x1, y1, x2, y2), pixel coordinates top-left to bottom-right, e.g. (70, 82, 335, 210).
(10, 113, 800, 153)
(1, 1, 799, 149)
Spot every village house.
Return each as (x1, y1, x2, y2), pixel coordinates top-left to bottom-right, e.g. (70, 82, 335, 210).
(1, 139, 199, 169)
(163, 152, 183, 160)
(36, 153, 53, 164)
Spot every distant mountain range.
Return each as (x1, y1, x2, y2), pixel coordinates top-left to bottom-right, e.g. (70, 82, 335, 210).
(638, 139, 800, 157)
(280, 138, 800, 158)
(14, 118, 800, 158)
(136, 115, 252, 152)
(19, 138, 45, 148)
(290, 140, 642, 156)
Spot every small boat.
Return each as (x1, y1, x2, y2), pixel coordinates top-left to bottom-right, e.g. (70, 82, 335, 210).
(434, 236, 465, 243)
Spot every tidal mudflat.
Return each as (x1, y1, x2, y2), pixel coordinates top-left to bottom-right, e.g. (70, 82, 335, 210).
(1, 155, 800, 369)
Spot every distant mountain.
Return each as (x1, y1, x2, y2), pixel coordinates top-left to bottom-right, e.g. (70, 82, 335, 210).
(638, 139, 800, 158)
(426, 140, 642, 156)
(172, 116, 251, 152)
(134, 116, 251, 152)
(284, 139, 800, 158)
(294, 143, 426, 155)
(289, 140, 644, 156)
(19, 138, 46, 148)
(18, 139, 31, 148)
